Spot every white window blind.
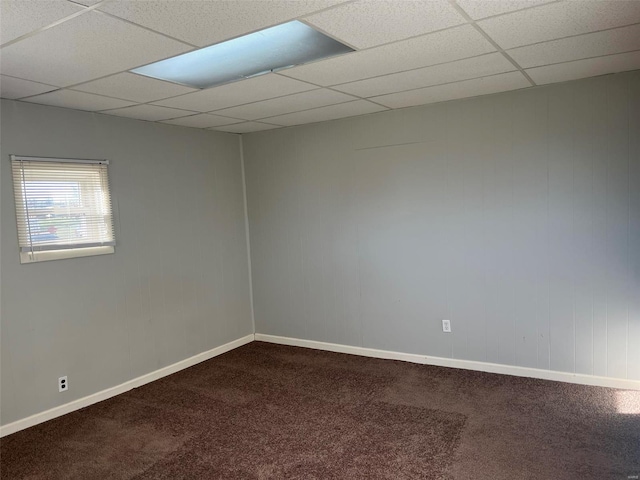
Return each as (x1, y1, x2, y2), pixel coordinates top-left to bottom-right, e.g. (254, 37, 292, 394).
(11, 155, 115, 262)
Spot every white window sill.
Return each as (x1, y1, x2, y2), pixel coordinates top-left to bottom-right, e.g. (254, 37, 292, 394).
(20, 246, 115, 264)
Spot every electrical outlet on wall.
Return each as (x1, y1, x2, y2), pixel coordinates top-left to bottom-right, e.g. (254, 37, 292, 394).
(58, 376, 68, 392)
(442, 319, 451, 333)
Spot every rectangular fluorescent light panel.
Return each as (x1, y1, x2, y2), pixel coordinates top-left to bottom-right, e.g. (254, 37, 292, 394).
(131, 21, 354, 89)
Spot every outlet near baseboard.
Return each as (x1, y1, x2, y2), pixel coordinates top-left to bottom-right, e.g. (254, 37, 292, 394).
(442, 319, 451, 333)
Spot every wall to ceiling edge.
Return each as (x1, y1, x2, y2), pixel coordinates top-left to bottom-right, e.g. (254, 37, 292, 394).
(242, 70, 640, 384)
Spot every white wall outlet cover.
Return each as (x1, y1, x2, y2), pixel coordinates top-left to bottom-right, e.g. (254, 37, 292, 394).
(442, 320, 451, 333)
(58, 376, 68, 392)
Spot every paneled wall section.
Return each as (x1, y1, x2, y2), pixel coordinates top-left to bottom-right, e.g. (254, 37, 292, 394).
(243, 71, 640, 381)
(0, 100, 253, 425)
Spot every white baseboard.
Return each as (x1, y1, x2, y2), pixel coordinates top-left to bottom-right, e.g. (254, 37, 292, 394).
(255, 333, 640, 391)
(0, 334, 255, 438)
(4, 331, 636, 438)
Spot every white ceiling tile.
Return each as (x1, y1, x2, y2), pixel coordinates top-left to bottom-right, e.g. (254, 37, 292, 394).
(304, 0, 464, 49)
(23, 89, 135, 111)
(456, 0, 554, 20)
(154, 74, 315, 112)
(98, 0, 348, 47)
(213, 88, 357, 120)
(101, 104, 195, 121)
(371, 71, 530, 109)
(211, 122, 282, 134)
(280, 24, 495, 86)
(263, 99, 387, 126)
(332, 52, 516, 98)
(0, 0, 84, 45)
(0, 11, 191, 87)
(508, 24, 640, 69)
(72, 72, 197, 103)
(478, 1, 640, 50)
(0, 75, 57, 99)
(161, 114, 243, 128)
(526, 51, 640, 85)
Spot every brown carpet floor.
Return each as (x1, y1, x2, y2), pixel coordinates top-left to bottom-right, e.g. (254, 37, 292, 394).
(1, 341, 639, 479)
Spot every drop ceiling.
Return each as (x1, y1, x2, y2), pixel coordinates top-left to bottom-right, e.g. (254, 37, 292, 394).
(1, 0, 639, 134)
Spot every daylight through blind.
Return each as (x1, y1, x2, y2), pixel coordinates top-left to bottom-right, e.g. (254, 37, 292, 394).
(11, 156, 115, 253)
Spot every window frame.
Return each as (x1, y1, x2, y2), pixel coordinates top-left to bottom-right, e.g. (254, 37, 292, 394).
(10, 155, 116, 264)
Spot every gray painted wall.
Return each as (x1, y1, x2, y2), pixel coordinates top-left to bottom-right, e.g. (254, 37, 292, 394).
(0, 100, 253, 425)
(243, 71, 640, 381)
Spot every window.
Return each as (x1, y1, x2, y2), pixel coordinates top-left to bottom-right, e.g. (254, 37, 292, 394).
(11, 155, 115, 263)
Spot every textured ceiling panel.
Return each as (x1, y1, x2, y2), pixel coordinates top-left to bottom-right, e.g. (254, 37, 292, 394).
(371, 71, 530, 109)
(0, 11, 191, 87)
(154, 74, 315, 112)
(211, 122, 282, 133)
(213, 88, 356, 120)
(98, 0, 348, 47)
(3, 0, 639, 132)
(455, 0, 553, 20)
(304, 0, 464, 49)
(280, 25, 495, 86)
(72, 72, 198, 103)
(0, 75, 57, 99)
(23, 89, 135, 111)
(263, 99, 387, 126)
(479, 1, 640, 50)
(526, 50, 640, 85)
(0, 0, 84, 45)
(101, 104, 195, 121)
(332, 52, 515, 98)
(508, 24, 640, 69)
(161, 113, 243, 128)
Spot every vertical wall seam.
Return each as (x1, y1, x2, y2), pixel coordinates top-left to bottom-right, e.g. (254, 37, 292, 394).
(626, 75, 630, 380)
(151, 150, 170, 367)
(354, 155, 365, 348)
(445, 104, 453, 359)
(239, 135, 256, 336)
(482, 101, 491, 363)
(546, 91, 552, 370)
(511, 98, 516, 366)
(589, 84, 595, 377)
(572, 86, 577, 374)
(298, 138, 310, 341)
(605, 84, 610, 377)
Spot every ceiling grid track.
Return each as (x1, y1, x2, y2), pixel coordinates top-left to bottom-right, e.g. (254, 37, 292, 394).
(447, 0, 536, 86)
